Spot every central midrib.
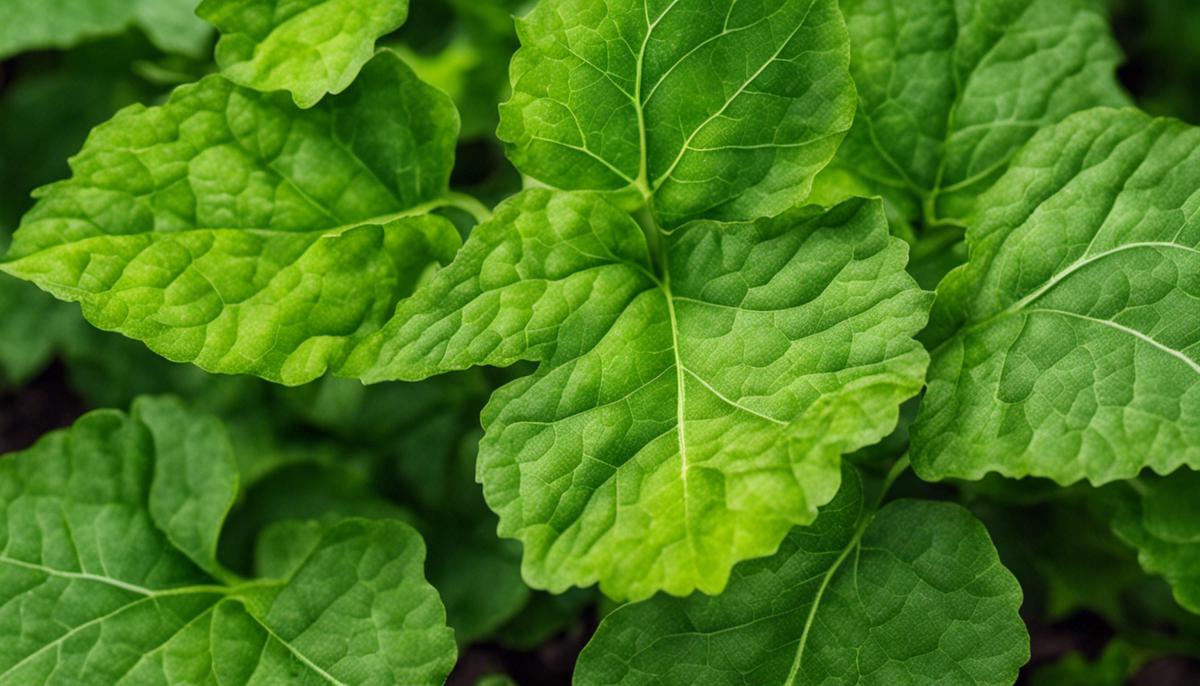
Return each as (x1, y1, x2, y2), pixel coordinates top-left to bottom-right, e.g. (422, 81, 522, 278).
(942, 241, 1200, 364)
(1, 194, 462, 272)
(782, 514, 872, 685)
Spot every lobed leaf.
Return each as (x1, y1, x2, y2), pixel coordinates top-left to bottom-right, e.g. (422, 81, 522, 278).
(912, 109, 1200, 485)
(0, 400, 456, 685)
(352, 190, 930, 600)
(574, 468, 1029, 685)
(198, 0, 410, 108)
(1, 51, 462, 386)
(497, 0, 856, 227)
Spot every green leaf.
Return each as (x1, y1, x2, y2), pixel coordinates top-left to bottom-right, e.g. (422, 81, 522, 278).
(497, 0, 856, 227)
(574, 467, 1029, 685)
(0, 0, 212, 59)
(1029, 642, 1139, 686)
(1, 51, 464, 386)
(198, 0, 410, 108)
(134, 396, 238, 577)
(390, 0, 523, 140)
(228, 451, 529, 644)
(819, 0, 1127, 227)
(912, 108, 1200, 485)
(976, 491, 1145, 622)
(475, 676, 518, 686)
(0, 277, 81, 384)
(1113, 470, 1200, 614)
(255, 520, 325, 581)
(219, 463, 417, 575)
(495, 588, 598, 651)
(0, 404, 456, 685)
(351, 189, 930, 601)
(0, 46, 163, 232)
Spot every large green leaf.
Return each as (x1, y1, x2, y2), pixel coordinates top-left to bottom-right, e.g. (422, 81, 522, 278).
(350, 190, 930, 601)
(1, 51, 465, 386)
(1112, 470, 1200, 614)
(0, 400, 456, 685)
(0, 0, 211, 59)
(912, 108, 1200, 485)
(820, 0, 1127, 227)
(198, 0, 410, 108)
(574, 467, 1029, 685)
(497, 0, 855, 227)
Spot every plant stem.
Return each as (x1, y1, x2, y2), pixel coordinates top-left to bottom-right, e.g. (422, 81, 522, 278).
(445, 192, 494, 224)
(633, 202, 666, 276)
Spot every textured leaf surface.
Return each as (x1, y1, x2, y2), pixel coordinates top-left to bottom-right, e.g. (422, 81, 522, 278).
(199, 0, 410, 108)
(0, 0, 211, 59)
(353, 190, 930, 600)
(1, 51, 462, 385)
(1112, 470, 1200, 614)
(821, 0, 1127, 225)
(0, 403, 456, 685)
(912, 109, 1200, 485)
(574, 468, 1029, 685)
(230, 454, 528, 645)
(497, 0, 855, 227)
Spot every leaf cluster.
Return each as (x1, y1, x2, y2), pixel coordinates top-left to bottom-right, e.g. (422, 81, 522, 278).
(2, 1, 1200, 684)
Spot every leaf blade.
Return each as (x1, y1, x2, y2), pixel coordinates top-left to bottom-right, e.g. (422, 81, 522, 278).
(574, 468, 1029, 685)
(497, 0, 855, 226)
(357, 191, 930, 600)
(0, 403, 457, 685)
(198, 0, 410, 108)
(2, 51, 462, 385)
(912, 108, 1200, 485)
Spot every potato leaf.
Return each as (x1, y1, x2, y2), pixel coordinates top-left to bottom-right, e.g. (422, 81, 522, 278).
(198, 0, 409, 108)
(350, 190, 930, 601)
(912, 108, 1200, 485)
(1, 51, 463, 386)
(574, 467, 1029, 685)
(0, 398, 456, 685)
(497, 0, 856, 227)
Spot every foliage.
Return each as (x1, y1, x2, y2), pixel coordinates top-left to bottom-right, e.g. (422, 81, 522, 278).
(2, 0, 1200, 684)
